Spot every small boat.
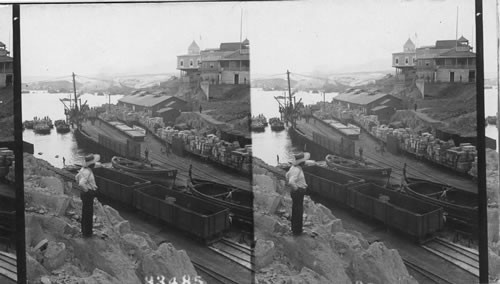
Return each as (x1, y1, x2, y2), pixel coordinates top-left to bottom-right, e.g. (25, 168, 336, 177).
(111, 156, 177, 186)
(33, 123, 51, 134)
(23, 120, 34, 129)
(55, 120, 71, 134)
(269, 117, 285, 131)
(190, 177, 253, 224)
(403, 164, 478, 227)
(97, 92, 105, 96)
(250, 121, 265, 132)
(325, 154, 391, 185)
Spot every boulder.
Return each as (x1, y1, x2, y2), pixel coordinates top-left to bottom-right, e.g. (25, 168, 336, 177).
(253, 174, 276, 193)
(254, 213, 277, 235)
(122, 233, 152, 260)
(40, 176, 65, 195)
(140, 243, 197, 281)
(289, 267, 331, 284)
(490, 248, 500, 280)
(349, 242, 417, 284)
(114, 220, 132, 235)
(42, 241, 68, 271)
(281, 235, 351, 283)
(26, 253, 49, 281)
(255, 239, 276, 270)
(82, 269, 122, 284)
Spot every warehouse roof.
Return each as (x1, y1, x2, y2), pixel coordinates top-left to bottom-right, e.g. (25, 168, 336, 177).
(333, 89, 400, 106)
(119, 93, 176, 107)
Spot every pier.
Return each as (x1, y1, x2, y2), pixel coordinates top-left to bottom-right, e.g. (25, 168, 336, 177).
(292, 116, 477, 193)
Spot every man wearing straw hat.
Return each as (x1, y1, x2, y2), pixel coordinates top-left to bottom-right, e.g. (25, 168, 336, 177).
(75, 154, 100, 238)
(285, 152, 310, 235)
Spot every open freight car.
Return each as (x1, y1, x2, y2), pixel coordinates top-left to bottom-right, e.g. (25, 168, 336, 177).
(93, 167, 150, 207)
(133, 184, 230, 242)
(349, 183, 444, 241)
(303, 165, 364, 205)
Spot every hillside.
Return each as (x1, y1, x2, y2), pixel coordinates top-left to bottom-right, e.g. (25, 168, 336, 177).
(361, 75, 477, 136)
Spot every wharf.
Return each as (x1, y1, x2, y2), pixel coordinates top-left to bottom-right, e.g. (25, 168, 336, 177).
(139, 132, 252, 191)
(356, 130, 477, 192)
(80, 119, 130, 143)
(292, 117, 477, 193)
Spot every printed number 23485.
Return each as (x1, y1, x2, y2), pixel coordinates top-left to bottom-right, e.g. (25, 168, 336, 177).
(145, 275, 205, 284)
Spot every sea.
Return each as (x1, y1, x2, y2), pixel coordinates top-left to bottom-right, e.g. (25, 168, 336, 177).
(23, 87, 498, 168)
(22, 92, 123, 168)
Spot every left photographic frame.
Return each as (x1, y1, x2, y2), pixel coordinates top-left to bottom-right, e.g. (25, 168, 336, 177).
(0, 4, 25, 284)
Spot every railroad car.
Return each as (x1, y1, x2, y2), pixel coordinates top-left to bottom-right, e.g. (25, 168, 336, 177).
(133, 184, 230, 242)
(93, 167, 150, 207)
(349, 183, 444, 241)
(303, 165, 364, 205)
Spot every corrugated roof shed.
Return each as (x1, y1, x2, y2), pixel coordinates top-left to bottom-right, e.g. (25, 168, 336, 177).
(156, 107, 175, 113)
(334, 91, 399, 106)
(371, 105, 392, 112)
(119, 93, 174, 107)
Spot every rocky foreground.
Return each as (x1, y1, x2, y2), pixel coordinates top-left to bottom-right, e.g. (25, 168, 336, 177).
(23, 154, 199, 284)
(252, 158, 417, 284)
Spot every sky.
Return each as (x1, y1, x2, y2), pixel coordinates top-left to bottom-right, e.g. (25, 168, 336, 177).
(247, 0, 496, 77)
(0, 5, 12, 56)
(21, 2, 249, 80)
(15, 0, 499, 80)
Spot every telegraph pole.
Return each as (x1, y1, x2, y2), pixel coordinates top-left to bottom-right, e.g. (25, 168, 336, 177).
(287, 70, 292, 110)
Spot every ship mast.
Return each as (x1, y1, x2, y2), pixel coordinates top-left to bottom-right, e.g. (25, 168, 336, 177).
(72, 72, 78, 112)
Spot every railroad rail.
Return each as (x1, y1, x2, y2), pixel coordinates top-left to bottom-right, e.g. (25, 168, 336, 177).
(421, 238, 479, 277)
(403, 258, 455, 284)
(0, 251, 16, 284)
(192, 260, 241, 284)
(208, 238, 254, 272)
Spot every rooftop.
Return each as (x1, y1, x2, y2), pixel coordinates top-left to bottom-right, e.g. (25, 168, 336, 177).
(119, 93, 179, 107)
(333, 89, 400, 106)
(219, 50, 250, 61)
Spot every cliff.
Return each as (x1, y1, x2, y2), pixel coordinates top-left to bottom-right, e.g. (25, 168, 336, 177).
(252, 158, 417, 284)
(23, 154, 198, 284)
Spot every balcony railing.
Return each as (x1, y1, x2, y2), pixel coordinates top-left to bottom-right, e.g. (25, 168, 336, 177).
(220, 66, 250, 72)
(437, 64, 476, 69)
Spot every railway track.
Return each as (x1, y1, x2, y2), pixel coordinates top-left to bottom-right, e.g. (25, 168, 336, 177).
(144, 134, 251, 191)
(421, 238, 479, 277)
(191, 260, 241, 284)
(403, 258, 455, 284)
(208, 238, 254, 272)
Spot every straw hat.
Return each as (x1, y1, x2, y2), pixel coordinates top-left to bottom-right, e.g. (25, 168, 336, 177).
(83, 154, 100, 167)
(293, 152, 310, 165)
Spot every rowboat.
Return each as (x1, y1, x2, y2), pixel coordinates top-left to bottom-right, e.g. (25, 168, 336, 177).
(111, 156, 177, 187)
(403, 164, 478, 227)
(55, 120, 71, 134)
(33, 123, 51, 134)
(269, 117, 285, 131)
(325, 154, 391, 185)
(190, 178, 253, 224)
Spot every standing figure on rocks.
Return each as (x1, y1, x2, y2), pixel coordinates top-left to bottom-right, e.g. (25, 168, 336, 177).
(199, 105, 203, 114)
(285, 152, 310, 236)
(358, 147, 363, 162)
(75, 154, 100, 238)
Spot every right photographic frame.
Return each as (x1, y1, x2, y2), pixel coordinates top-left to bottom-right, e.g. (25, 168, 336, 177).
(249, 0, 493, 283)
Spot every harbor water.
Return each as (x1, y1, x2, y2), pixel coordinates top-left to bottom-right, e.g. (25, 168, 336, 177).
(22, 91, 123, 168)
(251, 88, 338, 166)
(22, 87, 497, 169)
